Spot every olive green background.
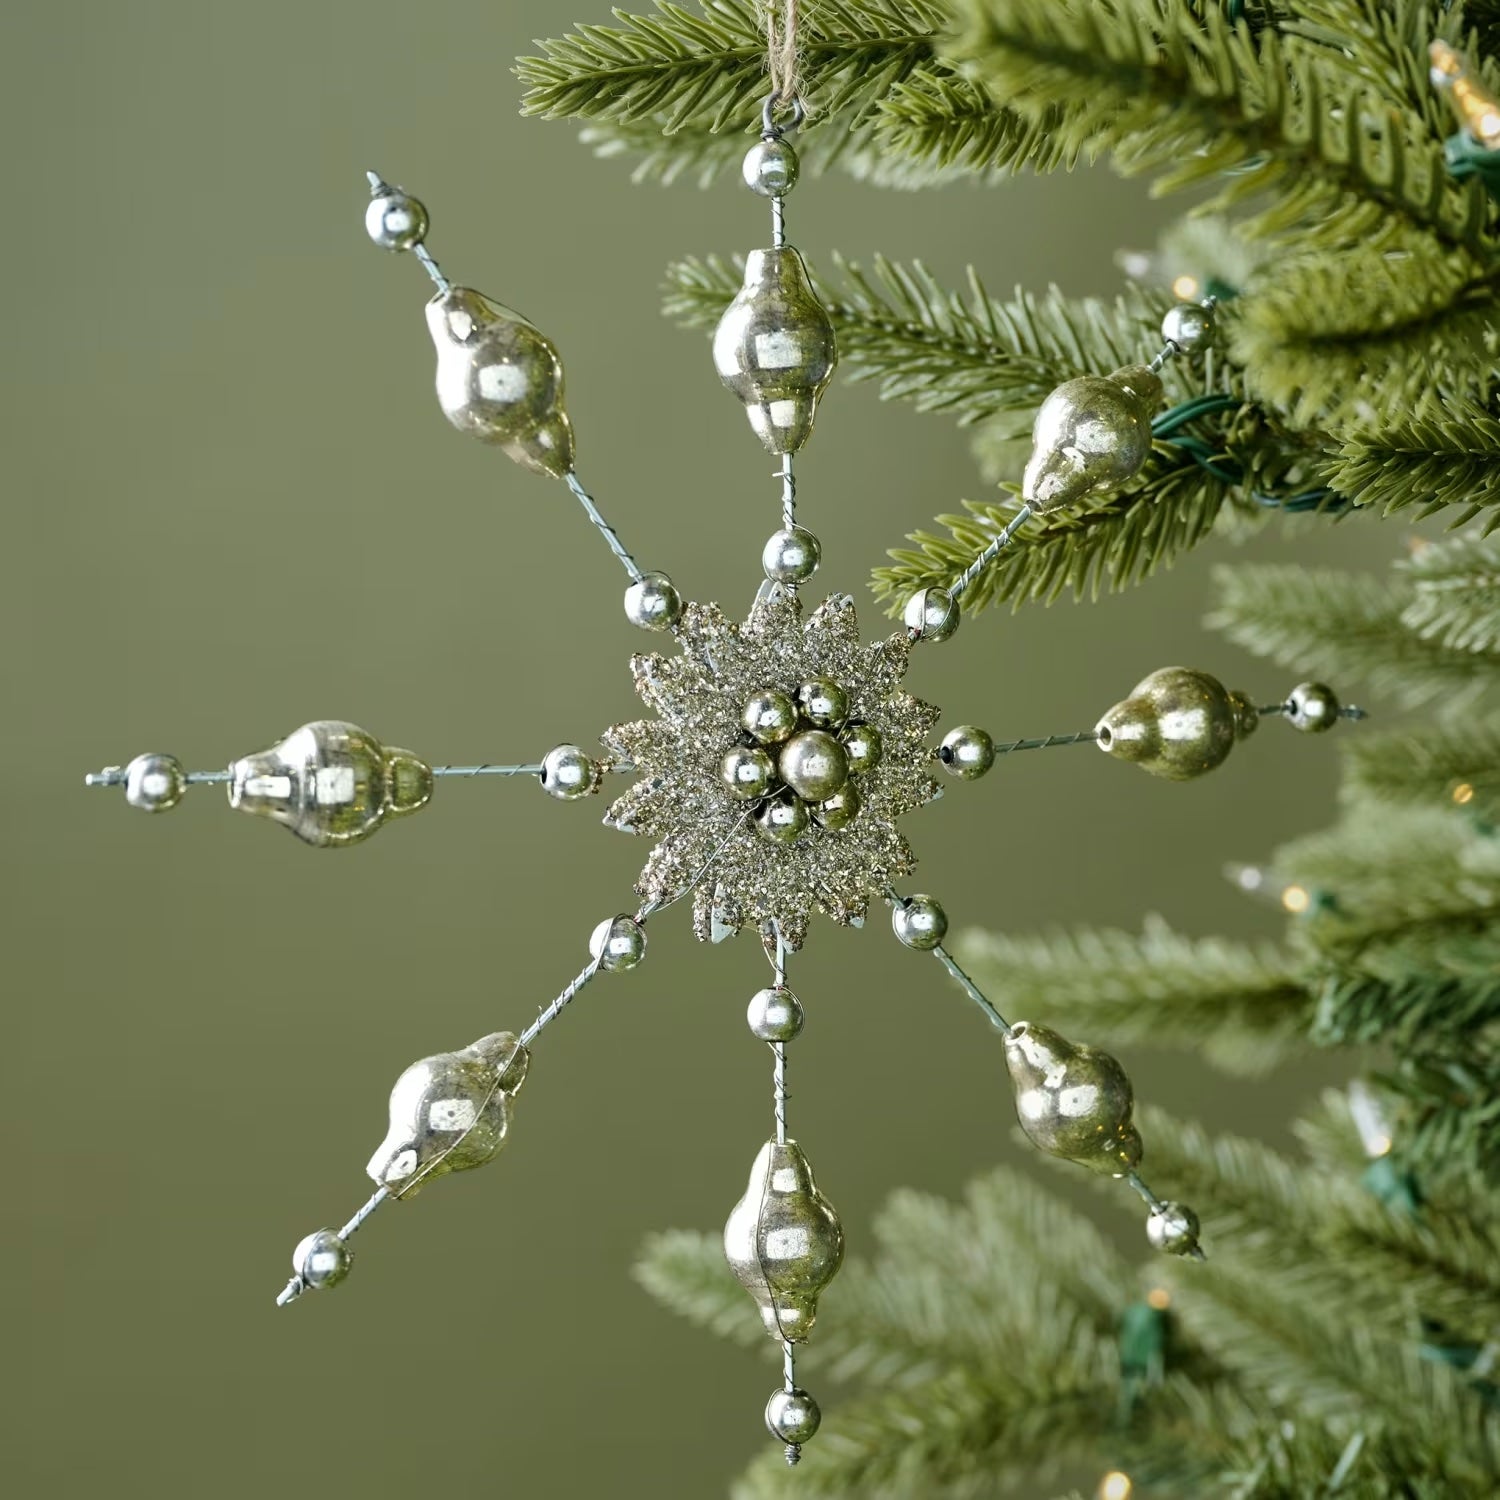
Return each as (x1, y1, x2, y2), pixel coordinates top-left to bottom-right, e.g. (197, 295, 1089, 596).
(5, 5, 1398, 1497)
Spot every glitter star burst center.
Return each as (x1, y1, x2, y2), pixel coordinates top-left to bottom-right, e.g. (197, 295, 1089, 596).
(602, 585, 942, 949)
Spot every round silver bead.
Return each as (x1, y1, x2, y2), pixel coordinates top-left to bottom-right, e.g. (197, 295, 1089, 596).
(1161, 301, 1215, 353)
(293, 1228, 352, 1290)
(589, 914, 647, 971)
(124, 753, 187, 813)
(762, 526, 821, 584)
(623, 571, 683, 633)
(755, 795, 810, 845)
(796, 678, 850, 728)
(364, 189, 429, 252)
(747, 986, 805, 1042)
(903, 586, 960, 642)
(765, 1386, 821, 1444)
(1146, 1200, 1201, 1256)
(1286, 681, 1340, 733)
(779, 730, 849, 802)
(721, 744, 776, 801)
(813, 782, 861, 830)
(840, 722, 883, 774)
(743, 137, 801, 198)
(940, 725, 995, 780)
(541, 744, 602, 799)
(743, 688, 799, 745)
(893, 894, 947, 950)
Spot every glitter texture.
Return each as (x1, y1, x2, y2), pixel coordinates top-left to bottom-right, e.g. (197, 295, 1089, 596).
(603, 587, 941, 949)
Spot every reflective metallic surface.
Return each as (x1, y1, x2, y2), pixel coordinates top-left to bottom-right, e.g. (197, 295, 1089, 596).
(747, 985, 804, 1042)
(939, 725, 995, 780)
(812, 782, 860, 831)
(1146, 1200, 1202, 1256)
(364, 188, 429, 252)
(840, 722, 883, 774)
(762, 525, 821, 583)
(892, 893, 947, 950)
(723, 1138, 844, 1342)
(541, 743, 602, 799)
(124, 752, 186, 812)
(623, 571, 683, 633)
(765, 1386, 821, 1443)
(903, 585, 959, 642)
(742, 138, 800, 198)
(588, 913, 646, 971)
(778, 729, 848, 802)
(795, 678, 849, 728)
(1287, 681, 1339, 733)
(743, 687, 799, 745)
(292, 1228, 351, 1290)
(1022, 363, 1164, 512)
(712, 248, 836, 455)
(366, 1031, 530, 1198)
(1004, 1021, 1143, 1175)
(426, 286, 575, 477)
(755, 793, 810, 845)
(228, 721, 432, 846)
(1094, 666, 1240, 781)
(721, 744, 776, 800)
(1161, 301, 1214, 352)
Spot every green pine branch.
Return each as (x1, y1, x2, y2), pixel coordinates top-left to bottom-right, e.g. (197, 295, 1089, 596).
(1343, 720, 1500, 807)
(1207, 561, 1500, 709)
(1401, 532, 1500, 651)
(946, 0, 1497, 257)
(953, 914, 1309, 1075)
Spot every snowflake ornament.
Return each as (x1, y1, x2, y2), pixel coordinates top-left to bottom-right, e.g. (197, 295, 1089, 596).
(85, 95, 1365, 1465)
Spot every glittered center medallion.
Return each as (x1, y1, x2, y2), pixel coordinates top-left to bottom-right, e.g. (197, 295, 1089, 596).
(603, 587, 940, 950)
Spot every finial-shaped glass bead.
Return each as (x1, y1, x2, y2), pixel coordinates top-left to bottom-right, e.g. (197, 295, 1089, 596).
(1287, 681, 1340, 733)
(292, 1229, 352, 1290)
(124, 753, 187, 812)
(712, 248, 836, 454)
(228, 721, 432, 847)
(742, 137, 800, 197)
(762, 526, 821, 583)
(1161, 301, 1214, 352)
(1095, 667, 1246, 781)
(1023, 364, 1164, 512)
(366, 1031, 530, 1199)
(365, 185, 429, 252)
(904, 586, 959, 642)
(892, 894, 947, 949)
(1004, 1021, 1143, 1175)
(723, 1139, 844, 1341)
(1146, 1200, 1202, 1256)
(426, 286, 575, 477)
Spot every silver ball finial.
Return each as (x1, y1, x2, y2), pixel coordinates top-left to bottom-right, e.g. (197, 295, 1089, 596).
(903, 586, 959, 643)
(766, 1386, 822, 1445)
(743, 137, 801, 197)
(1146, 1200, 1201, 1256)
(1161, 300, 1215, 353)
(364, 172, 430, 252)
(623, 571, 683, 633)
(123, 753, 187, 813)
(892, 894, 948, 950)
(762, 526, 821, 584)
(292, 1228, 352, 1291)
(589, 914, 647, 971)
(747, 986, 805, 1042)
(541, 745, 604, 799)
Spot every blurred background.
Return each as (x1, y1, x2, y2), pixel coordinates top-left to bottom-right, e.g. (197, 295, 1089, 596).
(4, 3, 1400, 1496)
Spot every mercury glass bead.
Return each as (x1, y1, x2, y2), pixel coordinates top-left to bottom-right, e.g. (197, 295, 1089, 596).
(292, 1229, 352, 1290)
(765, 1387, 821, 1444)
(742, 137, 800, 197)
(722, 744, 776, 800)
(762, 526, 821, 584)
(840, 722, 883, 774)
(426, 286, 574, 478)
(939, 725, 995, 780)
(541, 744, 603, 799)
(1287, 681, 1340, 733)
(747, 985, 804, 1042)
(892, 894, 947, 950)
(1146, 1200, 1202, 1256)
(364, 187, 429, 251)
(778, 730, 849, 802)
(904, 585, 959, 642)
(712, 248, 836, 455)
(1022, 364, 1164, 512)
(756, 794, 810, 845)
(796, 678, 849, 728)
(367, 1031, 529, 1199)
(1095, 667, 1242, 781)
(623, 571, 683, 633)
(1161, 301, 1215, 352)
(743, 688, 799, 745)
(589, 914, 647, 971)
(1003, 1021, 1143, 1175)
(124, 752, 186, 813)
(228, 721, 432, 847)
(812, 782, 861, 830)
(724, 1139, 844, 1341)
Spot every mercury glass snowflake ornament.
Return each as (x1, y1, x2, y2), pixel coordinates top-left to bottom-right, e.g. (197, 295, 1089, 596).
(83, 73, 1365, 1466)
